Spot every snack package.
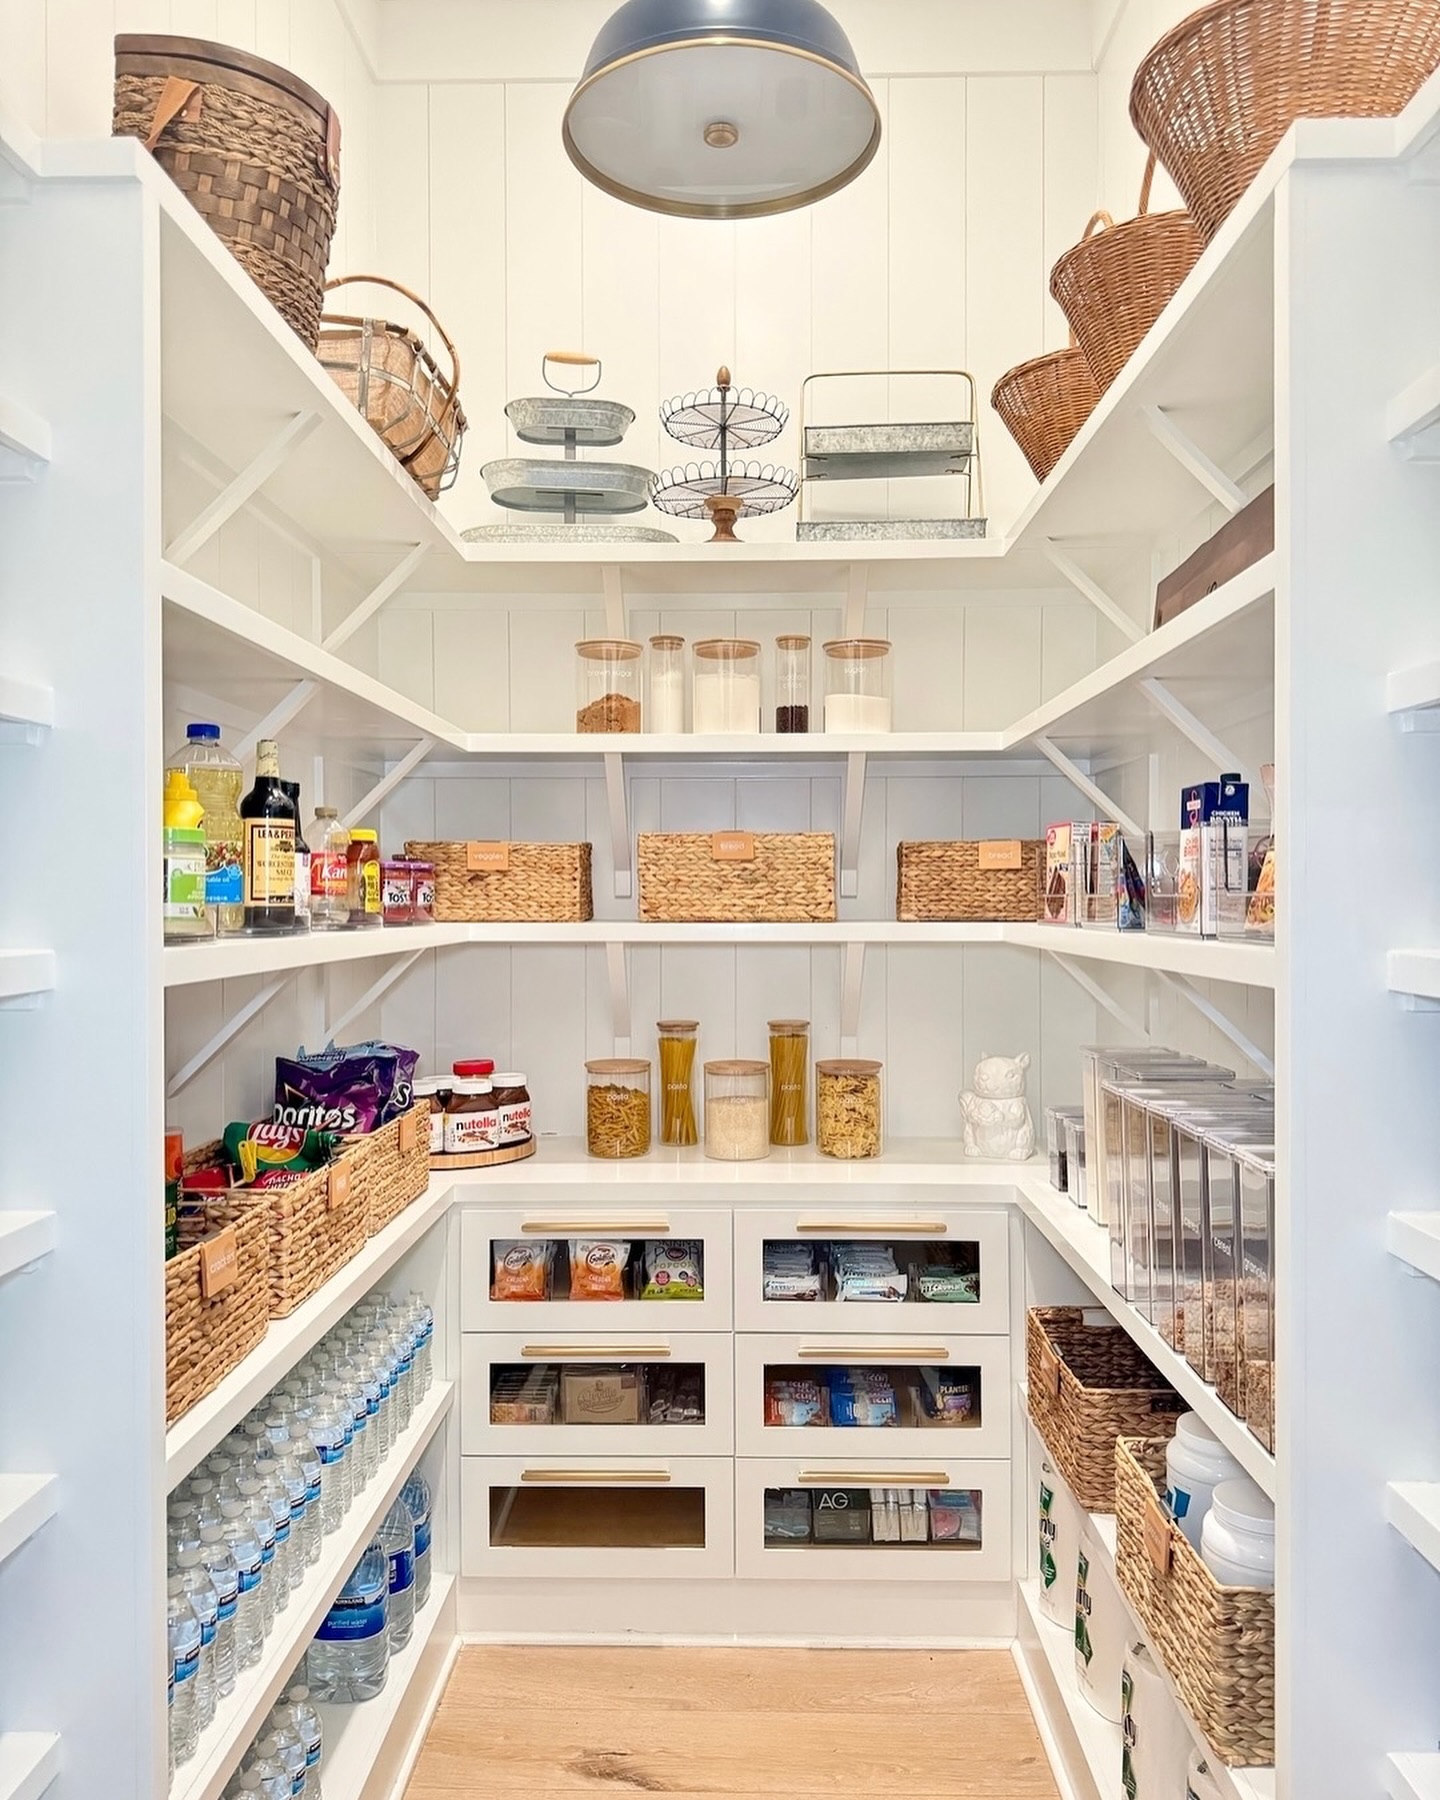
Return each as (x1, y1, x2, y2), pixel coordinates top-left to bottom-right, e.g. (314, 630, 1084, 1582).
(763, 1241, 823, 1301)
(929, 1490, 982, 1543)
(915, 1367, 976, 1424)
(833, 1243, 906, 1302)
(641, 1240, 703, 1300)
(570, 1240, 630, 1301)
(222, 1121, 339, 1184)
(913, 1264, 980, 1304)
(765, 1490, 813, 1541)
(825, 1368, 897, 1427)
(1117, 838, 1147, 931)
(491, 1240, 553, 1302)
(764, 1377, 825, 1427)
(274, 1040, 419, 1133)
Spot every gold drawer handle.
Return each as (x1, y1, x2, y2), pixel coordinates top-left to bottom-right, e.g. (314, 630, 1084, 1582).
(796, 1345, 948, 1360)
(793, 1219, 948, 1234)
(797, 1470, 951, 1486)
(522, 1219, 671, 1234)
(520, 1344, 672, 1358)
(520, 1468, 672, 1484)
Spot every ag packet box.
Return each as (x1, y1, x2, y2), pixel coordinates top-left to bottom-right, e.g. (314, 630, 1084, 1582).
(1179, 775, 1249, 937)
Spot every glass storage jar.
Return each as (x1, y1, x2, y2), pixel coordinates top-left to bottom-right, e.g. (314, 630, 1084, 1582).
(657, 1020, 699, 1146)
(346, 829, 382, 927)
(648, 635, 686, 733)
(692, 639, 761, 734)
(575, 639, 643, 734)
(704, 1060, 770, 1161)
(823, 639, 893, 733)
(775, 635, 811, 733)
(411, 860, 436, 923)
(816, 1058, 883, 1159)
(381, 859, 414, 924)
(768, 1019, 810, 1146)
(585, 1058, 652, 1159)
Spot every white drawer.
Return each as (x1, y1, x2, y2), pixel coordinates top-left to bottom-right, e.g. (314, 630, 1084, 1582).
(736, 1457, 1012, 1583)
(461, 1455, 734, 1580)
(733, 1205, 1010, 1335)
(735, 1332, 1012, 1460)
(461, 1331, 734, 1456)
(460, 1205, 732, 1331)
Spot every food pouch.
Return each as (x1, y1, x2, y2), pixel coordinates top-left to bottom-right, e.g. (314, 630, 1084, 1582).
(642, 1240, 703, 1299)
(491, 1240, 552, 1301)
(223, 1121, 338, 1183)
(570, 1240, 630, 1300)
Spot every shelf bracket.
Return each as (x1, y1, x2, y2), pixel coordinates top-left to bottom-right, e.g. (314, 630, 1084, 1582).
(1034, 735, 1143, 839)
(164, 409, 323, 565)
(234, 679, 320, 764)
(1142, 405, 1246, 514)
(1386, 363, 1440, 459)
(606, 941, 632, 1055)
(605, 753, 632, 900)
(1048, 954, 1152, 1042)
(839, 940, 866, 1058)
(322, 949, 425, 1044)
(340, 737, 436, 832)
(0, 394, 52, 479)
(323, 543, 427, 653)
(1138, 679, 1262, 799)
(1153, 969, 1276, 1077)
(839, 752, 867, 899)
(167, 975, 290, 1097)
(602, 566, 625, 638)
(843, 563, 869, 639)
(1042, 543, 1143, 645)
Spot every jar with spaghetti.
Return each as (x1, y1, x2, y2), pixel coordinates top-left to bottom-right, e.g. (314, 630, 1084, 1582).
(657, 1020, 699, 1146)
(768, 1019, 810, 1146)
(704, 1060, 770, 1162)
(816, 1058, 883, 1159)
(576, 639, 643, 733)
(585, 1058, 652, 1159)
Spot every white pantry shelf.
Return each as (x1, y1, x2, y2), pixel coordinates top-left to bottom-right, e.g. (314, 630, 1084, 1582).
(0, 673, 53, 734)
(1387, 1213, 1440, 1284)
(1386, 659, 1440, 718)
(164, 1180, 451, 1487)
(1386, 362, 1440, 453)
(1016, 1580, 1114, 1800)
(0, 1733, 59, 1800)
(0, 951, 54, 1003)
(1386, 1482, 1440, 1577)
(162, 921, 474, 989)
(0, 394, 52, 473)
(0, 1476, 56, 1569)
(0, 1211, 55, 1281)
(1387, 1753, 1440, 1800)
(170, 1382, 454, 1800)
(1388, 951, 1440, 1004)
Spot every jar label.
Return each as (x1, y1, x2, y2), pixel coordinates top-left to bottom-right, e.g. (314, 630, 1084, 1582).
(198, 1227, 239, 1298)
(711, 831, 755, 862)
(978, 839, 1023, 870)
(313, 850, 347, 898)
(361, 859, 381, 914)
(383, 876, 411, 909)
(416, 874, 436, 908)
(498, 1100, 532, 1144)
(164, 854, 207, 916)
(245, 819, 295, 904)
(446, 1112, 498, 1153)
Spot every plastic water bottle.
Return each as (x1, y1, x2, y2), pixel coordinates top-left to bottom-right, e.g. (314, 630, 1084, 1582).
(281, 1685, 324, 1797)
(319, 1380, 356, 1510)
(409, 1291, 434, 1396)
(306, 1537, 389, 1703)
(236, 1470, 279, 1638)
(298, 1398, 349, 1536)
(401, 1471, 433, 1611)
(271, 1438, 310, 1593)
(379, 1497, 416, 1651)
(175, 1543, 220, 1729)
(285, 1424, 324, 1567)
(243, 1739, 291, 1800)
(219, 1496, 264, 1670)
(266, 1718, 308, 1797)
(253, 1454, 296, 1607)
(199, 1521, 239, 1697)
(168, 1577, 203, 1766)
(188, 1473, 224, 1529)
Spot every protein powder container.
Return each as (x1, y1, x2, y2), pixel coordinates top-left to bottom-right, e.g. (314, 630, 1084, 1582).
(1200, 1478, 1275, 1589)
(444, 1080, 498, 1155)
(1166, 1412, 1244, 1551)
(1074, 1521, 1125, 1722)
(491, 1074, 532, 1146)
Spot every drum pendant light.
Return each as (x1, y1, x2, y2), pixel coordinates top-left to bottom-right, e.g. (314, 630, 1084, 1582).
(563, 0, 882, 220)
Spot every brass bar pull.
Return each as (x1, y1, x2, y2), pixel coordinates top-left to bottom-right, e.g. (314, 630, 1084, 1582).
(521, 1219, 671, 1234)
(793, 1220, 948, 1234)
(797, 1470, 951, 1486)
(796, 1345, 948, 1360)
(520, 1345, 672, 1359)
(519, 1469, 672, 1484)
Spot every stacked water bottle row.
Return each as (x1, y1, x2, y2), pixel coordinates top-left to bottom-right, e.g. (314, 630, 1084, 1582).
(218, 1689, 325, 1800)
(166, 1288, 435, 1783)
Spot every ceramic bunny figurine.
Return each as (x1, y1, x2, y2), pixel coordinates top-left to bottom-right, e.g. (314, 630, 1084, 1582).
(959, 1053, 1036, 1160)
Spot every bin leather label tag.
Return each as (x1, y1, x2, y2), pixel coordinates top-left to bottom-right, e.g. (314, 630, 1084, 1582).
(978, 840, 1024, 870)
(467, 841, 511, 872)
(1038, 1341, 1062, 1396)
(328, 1162, 352, 1213)
(199, 1227, 239, 1300)
(398, 1112, 418, 1154)
(1144, 1495, 1173, 1576)
(711, 831, 756, 862)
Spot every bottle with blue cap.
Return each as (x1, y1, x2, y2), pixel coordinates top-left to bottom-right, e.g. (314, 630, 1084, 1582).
(169, 722, 245, 934)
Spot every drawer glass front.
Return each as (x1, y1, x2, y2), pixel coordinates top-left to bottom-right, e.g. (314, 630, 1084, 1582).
(763, 1484, 983, 1552)
(760, 1238, 980, 1308)
(491, 1359, 706, 1428)
(490, 1480, 707, 1550)
(491, 1236, 705, 1304)
(763, 1360, 984, 1431)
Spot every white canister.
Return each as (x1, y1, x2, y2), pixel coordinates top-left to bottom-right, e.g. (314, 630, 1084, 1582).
(1200, 1478, 1275, 1588)
(1122, 1641, 1193, 1799)
(1038, 1457, 1082, 1626)
(1186, 1751, 1224, 1799)
(1074, 1523, 1126, 1722)
(1166, 1412, 1244, 1551)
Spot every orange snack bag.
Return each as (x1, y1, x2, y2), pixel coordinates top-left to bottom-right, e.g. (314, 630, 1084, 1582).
(570, 1240, 630, 1301)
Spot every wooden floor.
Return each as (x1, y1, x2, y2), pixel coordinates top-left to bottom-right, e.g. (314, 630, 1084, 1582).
(403, 1645, 1060, 1798)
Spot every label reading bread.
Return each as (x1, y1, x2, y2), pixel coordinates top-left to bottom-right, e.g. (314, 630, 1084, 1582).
(711, 831, 756, 862)
(467, 841, 511, 872)
(978, 840, 1023, 871)
(199, 1227, 239, 1299)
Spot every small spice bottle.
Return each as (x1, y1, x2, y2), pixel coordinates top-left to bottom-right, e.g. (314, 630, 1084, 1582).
(704, 1060, 771, 1162)
(381, 859, 414, 925)
(346, 829, 382, 927)
(444, 1079, 499, 1155)
(768, 1020, 810, 1146)
(816, 1058, 883, 1159)
(411, 860, 436, 923)
(585, 1058, 652, 1159)
(657, 1020, 699, 1146)
(492, 1073, 533, 1145)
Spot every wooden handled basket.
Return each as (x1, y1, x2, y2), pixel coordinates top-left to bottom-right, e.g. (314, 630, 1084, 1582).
(318, 274, 468, 498)
(991, 333, 1101, 484)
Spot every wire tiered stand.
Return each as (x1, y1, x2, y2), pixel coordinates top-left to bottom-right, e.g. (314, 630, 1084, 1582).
(466, 351, 677, 543)
(652, 368, 799, 542)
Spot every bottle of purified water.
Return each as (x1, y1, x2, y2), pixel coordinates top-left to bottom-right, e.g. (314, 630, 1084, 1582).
(236, 1470, 279, 1639)
(280, 1685, 324, 1797)
(199, 1521, 240, 1698)
(306, 1537, 389, 1703)
(168, 1577, 203, 1767)
(242, 1739, 292, 1800)
(265, 1716, 308, 1798)
(253, 1454, 296, 1608)
(379, 1497, 416, 1651)
(175, 1542, 220, 1730)
(408, 1291, 434, 1396)
(219, 1495, 265, 1670)
(401, 1471, 433, 1612)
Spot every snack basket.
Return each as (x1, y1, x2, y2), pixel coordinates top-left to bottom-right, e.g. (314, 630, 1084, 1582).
(360, 1107, 433, 1235)
(166, 1168, 271, 1424)
(637, 832, 836, 924)
(991, 340, 1100, 482)
(404, 840, 593, 923)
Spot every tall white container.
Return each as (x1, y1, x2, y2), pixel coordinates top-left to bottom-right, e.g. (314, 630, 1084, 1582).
(1037, 1455, 1082, 1626)
(1165, 1412, 1244, 1551)
(1074, 1520, 1125, 1722)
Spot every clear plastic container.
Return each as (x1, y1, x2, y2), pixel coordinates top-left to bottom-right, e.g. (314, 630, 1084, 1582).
(171, 722, 244, 935)
(692, 639, 761, 734)
(649, 635, 686, 733)
(575, 639, 643, 733)
(816, 1058, 883, 1159)
(823, 639, 892, 733)
(309, 807, 351, 930)
(768, 1019, 809, 1146)
(657, 1020, 699, 1146)
(775, 635, 811, 734)
(585, 1058, 652, 1158)
(704, 1060, 770, 1161)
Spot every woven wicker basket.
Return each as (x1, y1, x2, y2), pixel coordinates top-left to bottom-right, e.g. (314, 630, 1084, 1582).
(319, 275, 467, 498)
(637, 832, 836, 923)
(404, 840, 593, 923)
(362, 1107, 433, 1236)
(166, 1188, 271, 1424)
(113, 34, 340, 348)
(1115, 1436, 1275, 1764)
(991, 343, 1101, 482)
(1049, 156, 1204, 393)
(1026, 1307, 1184, 1510)
(1130, 0, 1440, 242)
(896, 840, 1045, 922)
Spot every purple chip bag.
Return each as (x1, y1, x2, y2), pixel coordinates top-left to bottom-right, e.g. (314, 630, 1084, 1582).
(274, 1040, 420, 1133)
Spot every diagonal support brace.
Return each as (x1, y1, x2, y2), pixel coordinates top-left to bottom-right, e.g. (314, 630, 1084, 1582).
(1043, 543, 1144, 644)
(167, 976, 290, 1097)
(165, 410, 322, 565)
(1142, 405, 1246, 514)
(340, 738, 436, 832)
(1049, 953, 1152, 1043)
(839, 752, 867, 900)
(234, 680, 320, 764)
(605, 753, 632, 900)
(1154, 969, 1276, 1077)
(323, 544, 427, 652)
(1034, 735, 1144, 839)
(1138, 679, 1263, 801)
(323, 950, 425, 1043)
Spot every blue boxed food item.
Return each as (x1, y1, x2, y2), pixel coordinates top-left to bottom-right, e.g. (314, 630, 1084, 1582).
(1180, 774, 1249, 936)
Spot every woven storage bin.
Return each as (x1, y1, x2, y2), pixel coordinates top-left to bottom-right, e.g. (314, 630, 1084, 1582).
(1130, 0, 1440, 242)
(637, 833, 836, 923)
(319, 275, 467, 498)
(404, 840, 592, 923)
(1026, 1306, 1184, 1510)
(896, 840, 1045, 922)
(1115, 1436, 1275, 1764)
(1049, 155, 1204, 393)
(991, 344, 1101, 482)
(361, 1107, 433, 1236)
(113, 34, 340, 349)
(166, 1185, 270, 1424)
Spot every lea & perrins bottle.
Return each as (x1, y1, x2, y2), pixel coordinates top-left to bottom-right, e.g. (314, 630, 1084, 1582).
(241, 739, 298, 933)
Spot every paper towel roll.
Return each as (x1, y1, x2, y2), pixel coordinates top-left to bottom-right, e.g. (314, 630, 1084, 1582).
(1123, 1640, 1194, 1797)
(1074, 1521, 1125, 1723)
(1186, 1750, 1224, 1799)
(1038, 1458, 1082, 1626)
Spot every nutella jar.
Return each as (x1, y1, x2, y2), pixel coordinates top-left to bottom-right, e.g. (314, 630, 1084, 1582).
(413, 1076, 447, 1154)
(444, 1079, 498, 1155)
(453, 1058, 495, 1082)
(492, 1073, 532, 1146)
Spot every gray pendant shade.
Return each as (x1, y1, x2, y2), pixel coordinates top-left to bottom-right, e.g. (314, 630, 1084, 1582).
(563, 0, 881, 220)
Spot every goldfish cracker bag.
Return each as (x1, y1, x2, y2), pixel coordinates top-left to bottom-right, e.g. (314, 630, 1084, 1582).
(492, 1240, 552, 1301)
(570, 1240, 630, 1301)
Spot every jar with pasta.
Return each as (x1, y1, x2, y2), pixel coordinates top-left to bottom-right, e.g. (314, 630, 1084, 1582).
(585, 1058, 652, 1159)
(816, 1058, 883, 1159)
(657, 1020, 699, 1146)
(704, 1060, 770, 1162)
(768, 1019, 810, 1146)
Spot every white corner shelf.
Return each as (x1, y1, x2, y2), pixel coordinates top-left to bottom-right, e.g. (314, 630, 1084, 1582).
(164, 1181, 452, 1487)
(1387, 660, 1440, 719)
(1387, 1752, 1440, 1800)
(0, 1475, 57, 1570)
(0, 673, 53, 735)
(170, 1381, 454, 1800)
(0, 951, 55, 1004)
(1388, 951, 1440, 1004)
(162, 921, 474, 989)
(0, 1211, 55, 1282)
(1386, 1482, 1440, 1576)
(1386, 362, 1440, 453)
(1015, 1172, 1275, 1497)
(1016, 1578, 1117, 1800)
(0, 1733, 59, 1800)
(1386, 1213, 1440, 1283)
(0, 394, 52, 474)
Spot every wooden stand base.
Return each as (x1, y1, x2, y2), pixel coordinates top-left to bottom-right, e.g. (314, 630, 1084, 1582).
(429, 1138, 537, 1172)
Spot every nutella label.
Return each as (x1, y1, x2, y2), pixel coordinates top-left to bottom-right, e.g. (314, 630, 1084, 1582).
(445, 1110, 499, 1154)
(498, 1099, 532, 1145)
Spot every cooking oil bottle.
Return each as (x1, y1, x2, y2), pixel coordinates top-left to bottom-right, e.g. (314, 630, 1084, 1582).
(170, 723, 244, 935)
